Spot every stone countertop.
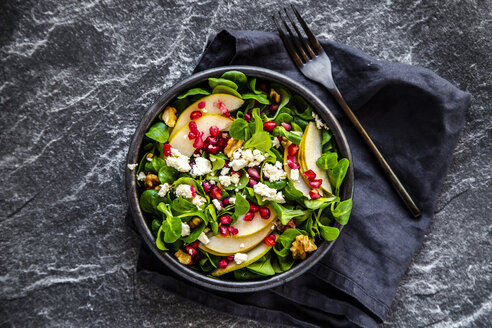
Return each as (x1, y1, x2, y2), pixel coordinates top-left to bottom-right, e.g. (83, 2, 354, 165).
(1, 0, 490, 327)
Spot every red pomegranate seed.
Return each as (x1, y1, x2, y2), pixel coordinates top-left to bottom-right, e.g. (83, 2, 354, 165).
(249, 178, 258, 186)
(185, 245, 197, 257)
(189, 121, 199, 134)
(281, 122, 291, 131)
(244, 113, 251, 122)
(228, 226, 238, 235)
(217, 138, 227, 149)
(309, 179, 323, 188)
(247, 167, 260, 180)
(198, 101, 206, 109)
(202, 180, 211, 193)
(190, 241, 199, 249)
(190, 111, 202, 120)
(188, 131, 197, 140)
(259, 83, 268, 92)
(209, 185, 222, 199)
(224, 197, 232, 206)
(269, 103, 279, 111)
(249, 203, 259, 212)
(268, 234, 276, 241)
(190, 185, 196, 197)
(309, 189, 321, 199)
(206, 136, 218, 145)
(226, 255, 235, 261)
(288, 161, 300, 170)
(263, 121, 277, 131)
(243, 212, 255, 221)
(304, 170, 317, 181)
(194, 252, 202, 260)
(288, 144, 299, 156)
(259, 207, 270, 219)
(207, 144, 220, 154)
(163, 144, 172, 157)
(193, 132, 204, 149)
(219, 225, 228, 236)
(209, 125, 220, 137)
(218, 259, 229, 268)
(187, 260, 194, 266)
(264, 236, 276, 247)
(219, 214, 233, 225)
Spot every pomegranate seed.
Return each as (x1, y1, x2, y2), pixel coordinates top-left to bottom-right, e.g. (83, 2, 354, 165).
(228, 226, 238, 235)
(206, 136, 218, 145)
(309, 189, 321, 199)
(209, 185, 222, 199)
(190, 185, 196, 197)
(223, 198, 231, 206)
(190, 111, 202, 120)
(189, 121, 199, 134)
(259, 83, 268, 92)
(207, 144, 220, 154)
(194, 252, 202, 260)
(309, 179, 323, 188)
(264, 236, 276, 247)
(190, 241, 199, 249)
(288, 160, 300, 170)
(209, 125, 220, 137)
(259, 207, 271, 219)
(281, 122, 291, 131)
(244, 113, 251, 122)
(198, 101, 206, 109)
(187, 260, 194, 266)
(193, 132, 204, 149)
(185, 245, 197, 257)
(269, 103, 279, 111)
(304, 170, 317, 181)
(188, 131, 197, 140)
(268, 234, 276, 241)
(263, 121, 277, 131)
(249, 178, 258, 186)
(218, 259, 229, 269)
(226, 255, 235, 261)
(217, 138, 227, 149)
(243, 212, 255, 221)
(288, 144, 299, 156)
(249, 203, 260, 212)
(219, 225, 228, 236)
(202, 180, 211, 193)
(163, 144, 172, 157)
(247, 167, 260, 180)
(219, 214, 233, 225)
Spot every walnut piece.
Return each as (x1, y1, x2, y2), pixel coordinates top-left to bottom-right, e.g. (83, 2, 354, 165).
(175, 249, 192, 265)
(162, 106, 177, 127)
(290, 234, 317, 260)
(144, 173, 160, 189)
(224, 138, 244, 158)
(270, 89, 281, 103)
(188, 217, 201, 228)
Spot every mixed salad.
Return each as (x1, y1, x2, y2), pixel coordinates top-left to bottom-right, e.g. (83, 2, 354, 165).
(129, 70, 352, 280)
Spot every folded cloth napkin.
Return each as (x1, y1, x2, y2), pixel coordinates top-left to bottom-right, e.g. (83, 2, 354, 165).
(126, 30, 470, 327)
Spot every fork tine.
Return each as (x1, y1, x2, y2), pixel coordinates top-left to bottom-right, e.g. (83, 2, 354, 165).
(272, 14, 303, 68)
(291, 4, 324, 54)
(277, 11, 309, 63)
(284, 8, 316, 59)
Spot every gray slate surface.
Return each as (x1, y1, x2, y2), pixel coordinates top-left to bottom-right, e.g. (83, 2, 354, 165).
(1, 0, 490, 327)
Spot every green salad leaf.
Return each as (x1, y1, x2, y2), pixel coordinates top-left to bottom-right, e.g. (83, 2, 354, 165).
(229, 118, 250, 140)
(242, 93, 269, 104)
(332, 199, 352, 225)
(208, 77, 238, 90)
(212, 85, 242, 98)
(177, 88, 210, 99)
(234, 193, 250, 218)
(145, 122, 169, 143)
(221, 71, 247, 90)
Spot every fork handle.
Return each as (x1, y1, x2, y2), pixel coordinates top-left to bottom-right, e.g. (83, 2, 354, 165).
(329, 87, 421, 218)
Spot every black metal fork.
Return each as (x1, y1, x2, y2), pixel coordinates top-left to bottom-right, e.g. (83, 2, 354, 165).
(274, 5, 421, 218)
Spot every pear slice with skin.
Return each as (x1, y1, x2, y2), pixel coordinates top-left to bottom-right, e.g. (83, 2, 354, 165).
(170, 94, 244, 139)
(283, 140, 311, 198)
(169, 114, 233, 157)
(210, 236, 277, 276)
(231, 205, 276, 238)
(198, 221, 275, 256)
(299, 122, 333, 194)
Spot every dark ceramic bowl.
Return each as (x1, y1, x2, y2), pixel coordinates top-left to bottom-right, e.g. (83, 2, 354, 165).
(126, 66, 353, 292)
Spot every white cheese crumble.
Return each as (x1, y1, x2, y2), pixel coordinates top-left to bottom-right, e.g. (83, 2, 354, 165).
(192, 195, 206, 209)
(229, 197, 236, 204)
(136, 172, 146, 181)
(229, 148, 266, 171)
(253, 182, 286, 203)
(175, 184, 193, 199)
(158, 183, 170, 197)
(272, 137, 280, 148)
(220, 167, 230, 175)
(198, 232, 210, 245)
(166, 148, 191, 172)
(219, 175, 232, 187)
(234, 253, 248, 264)
(212, 199, 223, 211)
(190, 157, 212, 177)
(181, 222, 190, 237)
(231, 173, 241, 185)
(127, 163, 138, 170)
(290, 169, 300, 181)
(146, 157, 153, 162)
(312, 112, 329, 130)
(263, 162, 287, 182)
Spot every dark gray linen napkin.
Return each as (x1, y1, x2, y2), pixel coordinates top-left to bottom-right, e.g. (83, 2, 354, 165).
(127, 30, 470, 327)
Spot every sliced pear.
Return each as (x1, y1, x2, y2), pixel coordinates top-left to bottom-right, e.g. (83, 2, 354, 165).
(169, 114, 233, 157)
(231, 205, 276, 238)
(299, 122, 333, 194)
(283, 140, 311, 198)
(199, 221, 275, 256)
(211, 239, 275, 276)
(170, 94, 244, 139)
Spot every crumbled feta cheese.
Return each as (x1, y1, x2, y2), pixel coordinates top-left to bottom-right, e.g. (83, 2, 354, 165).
(181, 222, 190, 237)
(230, 173, 241, 185)
(312, 112, 329, 130)
(253, 182, 286, 203)
(230, 158, 248, 171)
(166, 148, 191, 172)
(198, 232, 210, 245)
(127, 163, 138, 170)
(221, 167, 230, 175)
(175, 184, 193, 199)
(229, 197, 236, 204)
(242, 149, 254, 162)
(136, 172, 146, 181)
(146, 157, 153, 162)
(263, 162, 287, 182)
(158, 183, 170, 197)
(191, 157, 212, 177)
(232, 148, 242, 160)
(192, 195, 206, 209)
(230, 147, 266, 170)
(239, 243, 245, 248)
(219, 175, 232, 187)
(234, 253, 248, 264)
(290, 169, 300, 181)
(272, 137, 280, 148)
(212, 199, 223, 211)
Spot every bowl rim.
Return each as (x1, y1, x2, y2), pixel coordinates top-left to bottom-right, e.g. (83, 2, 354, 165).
(126, 65, 354, 293)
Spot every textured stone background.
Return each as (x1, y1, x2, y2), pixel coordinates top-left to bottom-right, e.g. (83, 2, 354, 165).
(1, 0, 490, 327)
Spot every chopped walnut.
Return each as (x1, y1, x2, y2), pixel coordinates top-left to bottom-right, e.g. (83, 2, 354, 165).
(162, 106, 177, 127)
(175, 249, 192, 265)
(188, 217, 201, 228)
(290, 234, 317, 260)
(224, 138, 244, 158)
(270, 89, 281, 103)
(144, 173, 160, 189)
